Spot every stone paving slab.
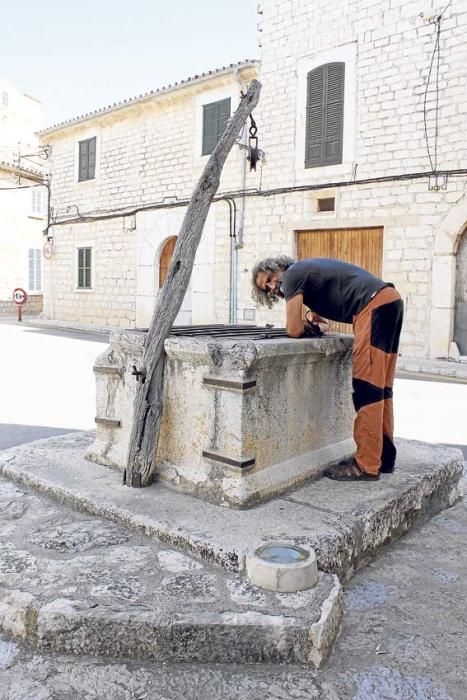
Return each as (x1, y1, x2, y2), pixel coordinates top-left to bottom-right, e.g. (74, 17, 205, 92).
(0, 475, 340, 667)
(1, 489, 466, 698)
(0, 433, 462, 584)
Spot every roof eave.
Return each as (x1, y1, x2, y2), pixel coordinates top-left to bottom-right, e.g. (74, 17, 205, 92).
(38, 60, 260, 138)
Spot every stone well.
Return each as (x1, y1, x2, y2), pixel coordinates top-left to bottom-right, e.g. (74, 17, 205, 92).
(86, 326, 355, 507)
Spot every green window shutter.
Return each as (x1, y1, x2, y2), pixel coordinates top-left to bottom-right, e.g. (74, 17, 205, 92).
(78, 247, 92, 288)
(78, 140, 88, 181)
(305, 63, 344, 168)
(87, 137, 96, 179)
(202, 104, 217, 155)
(78, 248, 84, 288)
(202, 98, 231, 155)
(78, 137, 97, 180)
(323, 63, 345, 166)
(215, 97, 231, 143)
(305, 65, 326, 168)
(85, 248, 92, 288)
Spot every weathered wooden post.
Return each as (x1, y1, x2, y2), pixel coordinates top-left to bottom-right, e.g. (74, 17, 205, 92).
(124, 79, 262, 487)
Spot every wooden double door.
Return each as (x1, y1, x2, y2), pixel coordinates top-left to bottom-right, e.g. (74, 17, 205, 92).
(296, 227, 384, 334)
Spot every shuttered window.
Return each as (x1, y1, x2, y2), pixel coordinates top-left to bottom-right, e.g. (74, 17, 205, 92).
(77, 247, 92, 289)
(28, 249, 41, 292)
(202, 98, 231, 155)
(31, 189, 44, 215)
(305, 63, 345, 169)
(78, 137, 96, 181)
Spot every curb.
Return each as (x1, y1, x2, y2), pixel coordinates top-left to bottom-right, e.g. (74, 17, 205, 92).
(0, 436, 463, 582)
(0, 576, 342, 667)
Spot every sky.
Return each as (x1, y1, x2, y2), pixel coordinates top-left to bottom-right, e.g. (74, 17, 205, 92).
(1, 0, 259, 128)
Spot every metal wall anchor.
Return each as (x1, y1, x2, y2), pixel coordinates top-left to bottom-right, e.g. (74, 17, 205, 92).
(131, 365, 146, 383)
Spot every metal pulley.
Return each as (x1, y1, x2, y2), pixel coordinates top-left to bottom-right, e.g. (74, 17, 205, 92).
(248, 115, 259, 171)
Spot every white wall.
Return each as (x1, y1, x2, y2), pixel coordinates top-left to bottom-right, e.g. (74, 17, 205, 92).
(244, 0, 467, 358)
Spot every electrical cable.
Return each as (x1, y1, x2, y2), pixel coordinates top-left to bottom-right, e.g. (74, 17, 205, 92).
(0, 183, 45, 191)
(422, 0, 453, 172)
(423, 18, 441, 172)
(440, 0, 453, 18)
(47, 167, 467, 228)
(434, 20, 441, 171)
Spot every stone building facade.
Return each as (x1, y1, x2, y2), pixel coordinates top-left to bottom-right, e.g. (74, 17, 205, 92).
(248, 0, 467, 359)
(40, 0, 467, 358)
(40, 62, 259, 328)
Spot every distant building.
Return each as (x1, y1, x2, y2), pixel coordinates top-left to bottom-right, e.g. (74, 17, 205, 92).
(0, 78, 42, 161)
(0, 79, 46, 315)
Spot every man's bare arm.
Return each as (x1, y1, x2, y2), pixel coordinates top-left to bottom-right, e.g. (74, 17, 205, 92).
(286, 294, 305, 337)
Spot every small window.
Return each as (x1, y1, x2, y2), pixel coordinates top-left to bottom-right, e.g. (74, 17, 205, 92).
(202, 98, 231, 155)
(159, 236, 177, 288)
(317, 196, 335, 212)
(77, 247, 92, 289)
(2, 91, 8, 107)
(305, 63, 345, 169)
(78, 137, 96, 181)
(31, 189, 44, 215)
(28, 249, 42, 291)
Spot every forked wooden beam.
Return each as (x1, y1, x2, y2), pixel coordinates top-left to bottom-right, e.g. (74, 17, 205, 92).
(124, 79, 262, 487)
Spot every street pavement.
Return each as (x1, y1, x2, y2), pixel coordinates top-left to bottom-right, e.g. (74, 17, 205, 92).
(0, 318, 466, 699)
(0, 320, 108, 450)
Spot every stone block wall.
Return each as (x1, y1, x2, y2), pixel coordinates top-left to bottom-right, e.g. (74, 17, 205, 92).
(41, 2, 467, 358)
(241, 0, 467, 358)
(257, 0, 466, 186)
(42, 219, 136, 327)
(237, 178, 467, 358)
(0, 294, 42, 316)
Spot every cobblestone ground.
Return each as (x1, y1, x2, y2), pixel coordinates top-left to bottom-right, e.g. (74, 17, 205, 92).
(0, 469, 465, 700)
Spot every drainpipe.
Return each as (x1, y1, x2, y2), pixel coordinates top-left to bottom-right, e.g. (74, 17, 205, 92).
(224, 197, 237, 324)
(233, 68, 250, 324)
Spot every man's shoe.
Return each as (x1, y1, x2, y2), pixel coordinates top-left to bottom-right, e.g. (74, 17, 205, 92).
(380, 464, 395, 473)
(338, 456, 395, 474)
(325, 460, 380, 481)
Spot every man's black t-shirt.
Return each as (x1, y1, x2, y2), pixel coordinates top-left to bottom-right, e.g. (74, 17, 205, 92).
(281, 258, 389, 323)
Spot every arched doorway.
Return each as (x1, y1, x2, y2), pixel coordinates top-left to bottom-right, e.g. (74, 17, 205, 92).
(156, 236, 192, 325)
(159, 236, 177, 289)
(454, 231, 467, 354)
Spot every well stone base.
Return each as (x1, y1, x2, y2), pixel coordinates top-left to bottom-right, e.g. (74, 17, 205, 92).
(87, 329, 355, 507)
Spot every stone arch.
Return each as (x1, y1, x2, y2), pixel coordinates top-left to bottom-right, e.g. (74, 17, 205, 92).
(135, 209, 191, 327)
(454, 227, 467, 354)
(155, 235, 178, 291)
(430, 194, 467, 358)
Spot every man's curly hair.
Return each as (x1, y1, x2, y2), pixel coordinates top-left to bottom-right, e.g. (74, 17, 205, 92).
(251, 255, 295, 308)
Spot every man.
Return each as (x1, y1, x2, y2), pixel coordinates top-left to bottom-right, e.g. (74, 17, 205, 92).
(252, 256, 403, 481)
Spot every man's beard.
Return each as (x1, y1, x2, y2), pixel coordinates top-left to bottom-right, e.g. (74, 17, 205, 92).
(267, 283, 284, 303)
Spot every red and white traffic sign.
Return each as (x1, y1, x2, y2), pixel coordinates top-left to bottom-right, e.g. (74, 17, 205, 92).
(13, 288, 27, 305)
(12, 287, 27, 322)
(43, 241, 53, 259)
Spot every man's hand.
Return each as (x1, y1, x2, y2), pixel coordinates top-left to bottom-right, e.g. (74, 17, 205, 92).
(302, 319, 323, 337)
(304, 310, 329, 335)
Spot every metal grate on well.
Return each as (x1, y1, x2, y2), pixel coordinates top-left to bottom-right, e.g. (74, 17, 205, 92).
(134, 324, 290, 340)
(170, 324, 290, 339)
